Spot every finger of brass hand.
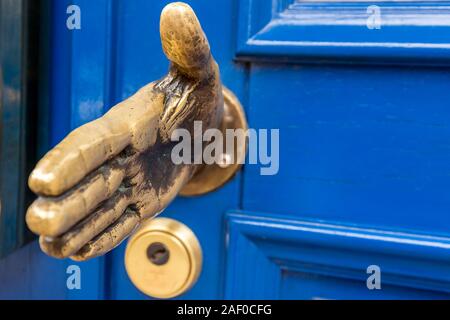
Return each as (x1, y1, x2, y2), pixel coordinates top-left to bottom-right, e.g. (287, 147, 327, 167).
(26, 2, 245, 261)
(38, 192, 131, 258)
(70, 209, 141, 261)
(27, 165, 126, 237)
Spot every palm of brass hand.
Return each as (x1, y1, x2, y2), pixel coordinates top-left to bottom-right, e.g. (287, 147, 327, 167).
(26, 3, 223, 260)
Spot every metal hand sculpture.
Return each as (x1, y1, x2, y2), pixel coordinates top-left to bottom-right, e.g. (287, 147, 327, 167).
(26, 2, 235, 261)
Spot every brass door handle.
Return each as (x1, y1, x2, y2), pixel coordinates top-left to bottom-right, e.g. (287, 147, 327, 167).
(26, 2, 247, 261)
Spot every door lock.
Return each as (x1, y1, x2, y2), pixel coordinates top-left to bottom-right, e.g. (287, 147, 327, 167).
(146, 242, 170, 266)
(125, 218, 202, 299)
(25, 2, 247, 261)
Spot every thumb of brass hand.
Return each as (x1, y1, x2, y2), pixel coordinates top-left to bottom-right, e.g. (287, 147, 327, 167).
(26, 3, 223, 261)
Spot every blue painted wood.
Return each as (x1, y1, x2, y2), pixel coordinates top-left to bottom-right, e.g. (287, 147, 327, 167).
(3, 0, 450, 300)
(237, 0, 450, 64)
(0, 0, 111, 299)
(0, 242, 67, 300)
(226, 212, 450, 299)
(243, 63, 450, 237)
(63, 0, 114, 300)
(0, 0, 39, 258)
(0, 0, 26, 258)
(0, 0, 70, 300)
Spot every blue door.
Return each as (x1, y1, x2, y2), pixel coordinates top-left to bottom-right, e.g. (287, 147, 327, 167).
(1, 0, 450, 299)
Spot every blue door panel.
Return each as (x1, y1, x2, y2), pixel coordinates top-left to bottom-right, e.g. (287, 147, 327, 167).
(225, 212, 450, 299)
(279, 272, 450, 300)
(243, 64, 450, 236)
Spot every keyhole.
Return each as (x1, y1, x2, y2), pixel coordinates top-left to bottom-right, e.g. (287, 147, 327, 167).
(146, 242, 170, 266)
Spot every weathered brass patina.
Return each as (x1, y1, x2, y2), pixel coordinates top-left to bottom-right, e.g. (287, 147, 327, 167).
(125, 217, 202, 298)
(26, 2, 247, 261)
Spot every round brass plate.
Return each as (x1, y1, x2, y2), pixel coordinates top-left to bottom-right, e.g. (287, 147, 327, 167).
(125, 218, 202, 299)
(180, 87, 248, 196)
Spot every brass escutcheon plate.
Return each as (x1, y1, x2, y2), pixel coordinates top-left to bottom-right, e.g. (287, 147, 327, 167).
(180, 87, 248, 196)
(125, 218, 202, 299)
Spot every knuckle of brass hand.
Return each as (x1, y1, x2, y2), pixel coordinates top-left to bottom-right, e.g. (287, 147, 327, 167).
(26, 2, 247, 260)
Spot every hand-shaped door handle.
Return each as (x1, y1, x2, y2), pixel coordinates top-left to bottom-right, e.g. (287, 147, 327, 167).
(26, 2, 247, 261)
